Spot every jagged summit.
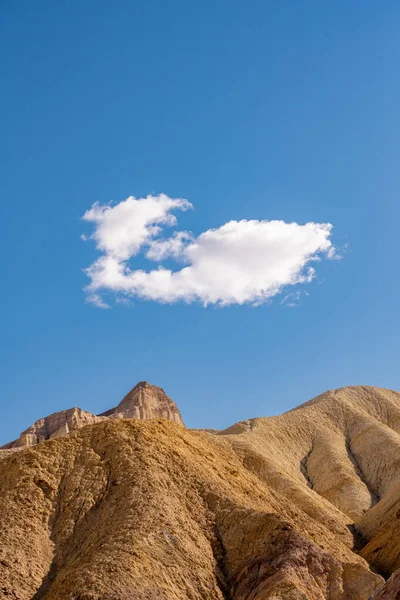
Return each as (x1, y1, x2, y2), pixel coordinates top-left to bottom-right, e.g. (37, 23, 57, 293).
(2, 380, 183, 449)
(99, 380, 184, 425)
(1, 406, 103, 449)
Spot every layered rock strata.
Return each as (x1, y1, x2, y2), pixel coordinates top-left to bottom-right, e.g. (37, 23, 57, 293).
(2, 381, 183, 449)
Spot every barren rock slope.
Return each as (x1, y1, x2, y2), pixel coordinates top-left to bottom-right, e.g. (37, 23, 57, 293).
(100, 380, 184, 424)
(3, 381, 183, 449)
(1, 385, 400, 599)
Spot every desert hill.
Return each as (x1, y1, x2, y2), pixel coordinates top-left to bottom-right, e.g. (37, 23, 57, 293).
(1, 384, 400, 599)
(1, 381, 183, 449)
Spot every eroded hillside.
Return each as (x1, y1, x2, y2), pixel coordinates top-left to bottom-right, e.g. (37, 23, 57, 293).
(1, 384, 400, 599)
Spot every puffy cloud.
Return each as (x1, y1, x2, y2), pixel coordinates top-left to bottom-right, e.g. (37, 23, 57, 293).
(82, 194, 192, 261)
(82, 194, 337, 307)
(146, 231, 193, 261)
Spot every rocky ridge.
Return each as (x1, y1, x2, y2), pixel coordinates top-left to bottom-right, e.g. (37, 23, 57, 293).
(0, 384, 400, 599)
(99, 380, 183, 424)
(2, 381, 183, 449)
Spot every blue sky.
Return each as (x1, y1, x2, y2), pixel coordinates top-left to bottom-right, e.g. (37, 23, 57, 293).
(1, 1, 399, 445)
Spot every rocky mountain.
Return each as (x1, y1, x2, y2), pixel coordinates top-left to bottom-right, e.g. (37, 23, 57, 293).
(1, 384, 400, 599)
(2, 381, 184, 448)
(99, 380, 184, 424)
(1, 407, 103, 449)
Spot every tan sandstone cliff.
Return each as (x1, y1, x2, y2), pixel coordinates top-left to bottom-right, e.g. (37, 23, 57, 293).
(99, 380, 184, 424)
(2, 381, 184, 449)
(1, 384, 400, 599)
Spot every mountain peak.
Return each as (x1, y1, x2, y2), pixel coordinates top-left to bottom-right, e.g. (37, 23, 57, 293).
(134, 380, 154, 388)
(110, 380, 184, 425)
(3, 381, 184, 449)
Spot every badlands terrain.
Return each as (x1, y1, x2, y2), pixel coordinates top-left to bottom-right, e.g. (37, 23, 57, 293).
(1, 382, 400, 599)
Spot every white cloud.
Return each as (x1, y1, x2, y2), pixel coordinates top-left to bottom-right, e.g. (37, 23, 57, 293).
(85, 292, 110, 309)
(146, 231, 193, 261)
(82, 194, 192, 261)
(82, 194, 337, 307)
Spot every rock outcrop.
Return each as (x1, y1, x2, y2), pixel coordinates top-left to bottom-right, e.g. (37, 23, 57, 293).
(1, 384, 400, 598)
(2, 407, 103, 449)
(2, 381, 184, 448)
(370, 570, 400, 599)
(100, 380, 184, 425)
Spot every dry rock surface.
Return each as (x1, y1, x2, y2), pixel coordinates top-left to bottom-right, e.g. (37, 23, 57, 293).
(2, 381, 183, 449)
(1, 384, 400, 599)
(99, 381, 184, 424)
